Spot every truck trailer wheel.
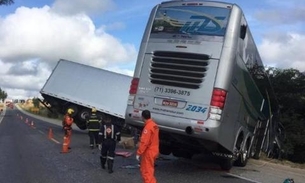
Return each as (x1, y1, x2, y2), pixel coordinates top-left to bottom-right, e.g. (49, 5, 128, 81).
(78, 108, 91, 122)
(66, 105, 78, 117)
(75, 121, 87, 130)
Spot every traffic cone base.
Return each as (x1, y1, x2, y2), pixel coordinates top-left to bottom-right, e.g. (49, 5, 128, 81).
(61, 136, 70, 153)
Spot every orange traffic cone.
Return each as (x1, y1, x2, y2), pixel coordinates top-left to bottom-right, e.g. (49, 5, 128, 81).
(61, 136, 70, 153)
(30, 121, 35, 128)
(48, 128, 53, 139)
(25, 118, 28, 124)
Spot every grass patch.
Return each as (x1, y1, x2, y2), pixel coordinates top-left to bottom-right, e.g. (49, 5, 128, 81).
(260, 152, 305, 169)
(18, 103, 63, 120)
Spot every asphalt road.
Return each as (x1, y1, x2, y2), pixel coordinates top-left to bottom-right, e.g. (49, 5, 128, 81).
(0, 106, 304, 183)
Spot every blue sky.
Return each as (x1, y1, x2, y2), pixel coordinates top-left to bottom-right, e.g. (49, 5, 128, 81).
(0, 0, 305, 99)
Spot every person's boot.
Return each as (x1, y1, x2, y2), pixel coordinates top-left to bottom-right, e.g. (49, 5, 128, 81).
(100, 156, 106, 169)
(107, 159, 114, 174)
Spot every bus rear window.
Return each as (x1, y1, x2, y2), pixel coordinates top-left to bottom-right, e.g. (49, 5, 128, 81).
(151, 6, 230, 37)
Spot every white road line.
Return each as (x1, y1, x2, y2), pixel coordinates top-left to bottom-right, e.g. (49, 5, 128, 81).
(50, 138, 60, 144)
(35, 127, 61, 144)
(226, 173, 261, 183)
(0, 107, 6, 124)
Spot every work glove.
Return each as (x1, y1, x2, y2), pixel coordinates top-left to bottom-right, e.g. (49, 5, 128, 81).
(136, 155, 140, 161)
(98, 144, 102, 151)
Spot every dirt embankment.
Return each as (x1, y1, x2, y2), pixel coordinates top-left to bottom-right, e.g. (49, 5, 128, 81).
(0, 103, 4, 112)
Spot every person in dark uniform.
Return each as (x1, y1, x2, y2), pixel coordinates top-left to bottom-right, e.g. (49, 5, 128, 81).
(87, 107, 101, 149)
(98, 115, 121, 173)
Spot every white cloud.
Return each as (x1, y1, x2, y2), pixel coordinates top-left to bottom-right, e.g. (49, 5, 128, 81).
(105, 66, 134, 77)
(51, 0, 115, 16)
(259, 32, 305, 71)
(100, 22, 126, 31)
(0, 60, 51, 98)
(0, 5, 137, 99)
(255, 7, 305, 25)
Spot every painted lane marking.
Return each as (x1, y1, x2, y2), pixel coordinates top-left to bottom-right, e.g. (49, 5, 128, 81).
(50, 138, 60, 144)
(226, 173, 261, 183)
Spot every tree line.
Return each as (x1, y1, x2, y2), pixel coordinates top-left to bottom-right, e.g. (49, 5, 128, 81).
(0, 0, 14, 6)
(268, 68, 305, 163)
(0, 88, 8, 102)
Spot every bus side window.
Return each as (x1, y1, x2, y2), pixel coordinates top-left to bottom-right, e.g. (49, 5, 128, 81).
(240, 24, 247, 39)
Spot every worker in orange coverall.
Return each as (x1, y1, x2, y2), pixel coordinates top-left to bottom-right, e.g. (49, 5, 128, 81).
(136, 110, 159, 183)
(62, 108, 74, 149)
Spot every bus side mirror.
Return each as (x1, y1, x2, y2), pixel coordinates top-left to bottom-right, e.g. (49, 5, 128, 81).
(240, 24, 247, 39)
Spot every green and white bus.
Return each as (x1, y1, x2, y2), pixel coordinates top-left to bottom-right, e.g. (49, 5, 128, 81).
(125, 0, 280, 170)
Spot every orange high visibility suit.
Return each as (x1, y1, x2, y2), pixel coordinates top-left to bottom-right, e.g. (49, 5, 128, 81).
(63, 114, 73, 148)
(137, 118, 159, 183)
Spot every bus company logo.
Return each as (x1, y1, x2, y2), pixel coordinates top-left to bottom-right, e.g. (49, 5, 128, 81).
(179, 15, 225, 34)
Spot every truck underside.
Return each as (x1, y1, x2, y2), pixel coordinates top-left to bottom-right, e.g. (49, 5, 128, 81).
(40, 94, 126, 131)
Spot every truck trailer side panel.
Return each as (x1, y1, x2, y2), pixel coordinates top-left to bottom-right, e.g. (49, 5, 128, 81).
(40, 59, 132, 129)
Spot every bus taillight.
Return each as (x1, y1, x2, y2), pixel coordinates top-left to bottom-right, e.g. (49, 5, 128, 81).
(129, 78, 139, 94)
(209, 88, 227, 120)
(210, 88, 227, 109)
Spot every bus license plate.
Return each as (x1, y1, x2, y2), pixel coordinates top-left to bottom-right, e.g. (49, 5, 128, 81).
(162, 100, 178, 107)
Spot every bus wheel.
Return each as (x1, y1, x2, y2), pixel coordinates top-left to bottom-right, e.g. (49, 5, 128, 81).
(219, 158, 234, 170)
(234, 140, 249, 167)
(160, 144, 172, 155)
(252, 150, 261, 160)
(172, 149, 193, 159)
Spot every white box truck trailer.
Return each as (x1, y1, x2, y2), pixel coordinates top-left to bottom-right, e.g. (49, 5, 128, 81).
(40, 59, 132, 130)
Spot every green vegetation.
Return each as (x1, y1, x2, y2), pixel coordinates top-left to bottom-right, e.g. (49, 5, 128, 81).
(19, 102, 62, 120)
(268, 68, 305, 164)
(0, 0, 14, 6)
(0, 88, 8, 102)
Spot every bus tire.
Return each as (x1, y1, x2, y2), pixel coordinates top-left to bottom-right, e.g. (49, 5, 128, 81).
(252, 150, 261, 160)
(235, 139, 250, 167)
(159, 144, 172, 155)
(219, 158, 234, 171)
